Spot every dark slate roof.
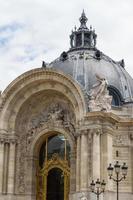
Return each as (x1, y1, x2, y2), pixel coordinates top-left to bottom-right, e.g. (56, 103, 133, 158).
(49, 49, 133, 103)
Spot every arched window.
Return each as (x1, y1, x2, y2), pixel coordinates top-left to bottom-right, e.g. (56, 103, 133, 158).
(39, 133, 71, 169)
(108, 86, 123, 107)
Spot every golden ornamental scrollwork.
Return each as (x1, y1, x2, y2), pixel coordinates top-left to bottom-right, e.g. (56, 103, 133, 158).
(37, 153, 70, 200)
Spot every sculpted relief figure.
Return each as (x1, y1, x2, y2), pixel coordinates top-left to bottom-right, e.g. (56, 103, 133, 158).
(27, 103, 75, 144)
(89, 74, 112, 111)
(80, 193, 88, 200)
(47, 104, 63, 121)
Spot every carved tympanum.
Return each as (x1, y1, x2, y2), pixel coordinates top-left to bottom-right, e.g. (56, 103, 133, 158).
(27, 103, 75, 144)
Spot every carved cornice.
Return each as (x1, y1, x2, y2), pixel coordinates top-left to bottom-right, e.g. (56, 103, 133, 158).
(84, 111, 133, 126)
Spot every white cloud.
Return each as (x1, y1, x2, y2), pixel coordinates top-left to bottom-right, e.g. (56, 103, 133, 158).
(0, 0, 133, 91)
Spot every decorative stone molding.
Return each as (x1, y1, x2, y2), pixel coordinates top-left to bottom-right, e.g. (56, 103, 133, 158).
(15, 102, 76, 194)
(113, 134, 129, 146)
(26, 103, 76, 146)
(0, 69, 86, 114)
(0, 138, 4, 144)
(130, 133, 133, 140)
(0, 135, 18, 144)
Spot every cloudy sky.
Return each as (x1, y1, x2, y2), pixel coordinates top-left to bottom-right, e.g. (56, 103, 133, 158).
(0, 0, 133, 91)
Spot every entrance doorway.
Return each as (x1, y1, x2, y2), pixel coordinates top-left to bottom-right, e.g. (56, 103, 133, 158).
(47, 168, 64, 200)
(37, 133, 70, 200)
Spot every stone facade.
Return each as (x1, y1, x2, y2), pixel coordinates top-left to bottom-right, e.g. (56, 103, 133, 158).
(0, 68, 132, 200)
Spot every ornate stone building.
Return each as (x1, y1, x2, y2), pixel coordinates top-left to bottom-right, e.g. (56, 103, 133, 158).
(0, 11, 133, 200)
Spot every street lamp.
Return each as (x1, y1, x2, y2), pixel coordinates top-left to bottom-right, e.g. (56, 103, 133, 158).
(107, 161, 128, 200)
(90, 179, 106, 200)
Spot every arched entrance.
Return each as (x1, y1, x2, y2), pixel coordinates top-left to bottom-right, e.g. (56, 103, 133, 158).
(36, 133, 70, 200)
(47, 168, 64, 200)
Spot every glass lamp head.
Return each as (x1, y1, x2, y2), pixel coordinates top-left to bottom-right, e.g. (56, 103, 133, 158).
(121, 163, 128, 178)
(90, 180, 95, 192)
(114, 161, 121, 174)
(107, 163, 114, 178)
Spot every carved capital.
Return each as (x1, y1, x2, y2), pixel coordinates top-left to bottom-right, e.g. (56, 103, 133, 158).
(0, 138, 4, 144)
(78, 129, 89, 136)
(10, 139, 17, 145)
(130, 133, 133, 140)
(0, 138, 18, 145)
(90, 128, 102, 136)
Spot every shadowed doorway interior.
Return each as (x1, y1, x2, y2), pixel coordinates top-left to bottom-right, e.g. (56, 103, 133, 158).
(47, 168, 64, 200)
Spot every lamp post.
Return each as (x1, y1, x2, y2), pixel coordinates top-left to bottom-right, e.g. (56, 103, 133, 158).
(107, 161, 128, 200)
(90, 179, 106, 200)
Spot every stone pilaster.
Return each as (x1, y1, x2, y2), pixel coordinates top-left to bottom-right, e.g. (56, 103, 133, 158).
(92, 130, 100, 180)
(8, 140, 16, 194)
(70, 151, 76, 193)
(76, 136, 81, 191)
(80, 131, 88, 191)
(130, 133, 133, 193)
(0, 139, 4, 193)
(101, 131, 113, 190)
(3, 141, 9, 194)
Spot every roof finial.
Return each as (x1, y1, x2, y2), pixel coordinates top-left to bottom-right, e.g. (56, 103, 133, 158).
(79, 9, 88, 29)
(42, 61, 46, 68)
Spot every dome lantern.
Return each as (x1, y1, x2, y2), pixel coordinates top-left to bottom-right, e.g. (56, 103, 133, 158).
(69, 10, 97, 51)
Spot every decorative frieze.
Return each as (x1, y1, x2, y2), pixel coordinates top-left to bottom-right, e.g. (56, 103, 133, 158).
(113, 134, 129, 146)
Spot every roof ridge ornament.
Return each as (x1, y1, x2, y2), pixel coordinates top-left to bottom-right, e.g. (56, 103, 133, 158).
(79, 10, 88, 30)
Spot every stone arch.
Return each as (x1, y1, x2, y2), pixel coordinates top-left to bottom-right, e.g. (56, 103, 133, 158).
(25, 126, 76, 198)
(0, 68, 87, 131)
(30, 126, 75, 157)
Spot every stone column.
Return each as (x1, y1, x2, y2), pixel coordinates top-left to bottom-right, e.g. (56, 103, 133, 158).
(92, 130, 100, 180)
(8, 140, 16, 194)
(101, 132, 113, 190)
(70, 151, 76, 193)
(26, 156, 35, 195)
(0, 139, 4, 193)
(80, 132, 88, 191)
(130, 133, 133, 193)
(82, 32, 84, 47)
(3, 142, 9, 194)
(76, 136, 81, 191)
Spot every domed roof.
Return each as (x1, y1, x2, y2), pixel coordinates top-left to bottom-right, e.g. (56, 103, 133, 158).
(49, 11, 133, 105)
